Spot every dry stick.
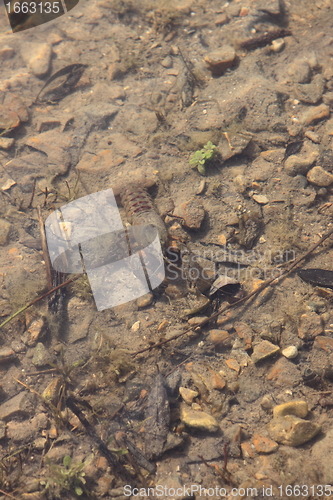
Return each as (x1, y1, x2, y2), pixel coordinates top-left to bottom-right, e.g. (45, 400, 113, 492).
(131, 226, 333, 357)
(0, 275, 80, 330)
(36, 205, 53, 291)
(27, 177, 36, 209)
(0, 489, 19, 500)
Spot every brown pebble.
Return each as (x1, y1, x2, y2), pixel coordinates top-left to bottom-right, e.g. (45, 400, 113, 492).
(225, 358, 240, 373)
(314, 336, 333, 352)
(0, 347, 16, 362)
(252, 433, 278, 453)
(214, 13, 229, 25)
(207, 329, 229, 345)
(273, 400, 308, 419)
(173, 199, 205, 229)
(297, 312, 323, 340)
(241, 441, 255, 458)
(301, 103, 330, 125)
(209, 371, 226, 390)
(234, 321, 253, 349)
(204, 45, 236, 76)
(268, 415, 321, 446)
(0, 105, 20, 130)
(251, 340, 280, 363)
(307, 166, 333, 187)
(158, 319, 169, 332)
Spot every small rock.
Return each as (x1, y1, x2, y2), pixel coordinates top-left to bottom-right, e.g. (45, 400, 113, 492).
(25, 130, 72, 176)
(137, 293, 153, 308)
(281, 345, 298, 359)
(96, 475, 114, 496)
(204, 45, 236, 76)
(173, 199, 205, 230)
(161, 56, 172, 68)
(252, 194, 269, 204)
(1, 179, 16, 190)
(0, 105, 20, 130)
(287, 59, 311, 83)
(226, 3, 241, 16)
(323, 91, 333, 107)
(131, 321, 140, 332)
(225, 359, 240, 373)
(260, 148, 285, 163)
(301, 103, 330, 125)
(307, 166, 333, 187)
(163, 432, 185, 453)
(196, 179, 206, 195)
(260, 394, 274, 411)
(0, 46, 15, 60)
(76, 149, 124, 192)
(7, 414, 46, 443)
(314, 336, 333, 352)
(219, 133, 251, 160)
(0, 219, 12, 245)
(252, 433, 278, 454)
(297, 312, 323, 340)
(268, 415, 321, 446)
(304, 130, 320, 143)
(241, 441, 255, 458)
(0, 137, 14, 150)
(3, 93, 29, 122)
(271, 38, 285, 52)
(32, 343, 54, 367)
(26, 318, 45, 347)
(294, 74, 325, 104)
(188, 316, 208, 327)
(45, 445, 73, 463)
(179, 387, 198, 404)
(207, 329, 229, 345)
(234, 321, 253, 349)
(180, 404, 219, 432)
(273, 400, 308, 419)
(21, 42, 52, 77)
(266, 357, 302, 387)
(251, 340, 280, 363)
(284, 154, 317, 176)
(209, 371, 226, 390)
(0, 347, 16, 363)
(233, 174, 248, 193)
(165, 370, 181, 397)
(0, 392, 35, 421)
(214, 13, 229, 25)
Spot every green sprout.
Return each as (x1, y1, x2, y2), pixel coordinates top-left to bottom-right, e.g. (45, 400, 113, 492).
(189, 141, 218, 175)
(42, 455, 89, 497)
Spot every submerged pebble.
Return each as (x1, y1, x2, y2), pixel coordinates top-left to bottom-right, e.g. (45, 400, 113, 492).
(180, 404, 219, 432)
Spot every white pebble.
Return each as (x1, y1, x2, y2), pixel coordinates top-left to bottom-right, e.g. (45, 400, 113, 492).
(282, 345, 298, 359)
(131, 321, 141, 332)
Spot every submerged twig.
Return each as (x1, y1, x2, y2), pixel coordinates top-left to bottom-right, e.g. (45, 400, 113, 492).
(0, 275, 80, 330)
(131, 226, 333, 356)
(37, 206, 53, 290)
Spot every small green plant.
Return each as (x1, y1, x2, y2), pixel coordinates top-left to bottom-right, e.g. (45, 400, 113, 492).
(189, 141, 218, 175)
(43, 455, 89, 497)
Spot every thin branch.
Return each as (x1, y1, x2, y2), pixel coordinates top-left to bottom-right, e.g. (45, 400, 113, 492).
(0, 275, 80, 330)
(27, 178, 36, 209)
(36, 206, 53, 290)
(131, 226, 333, 356)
